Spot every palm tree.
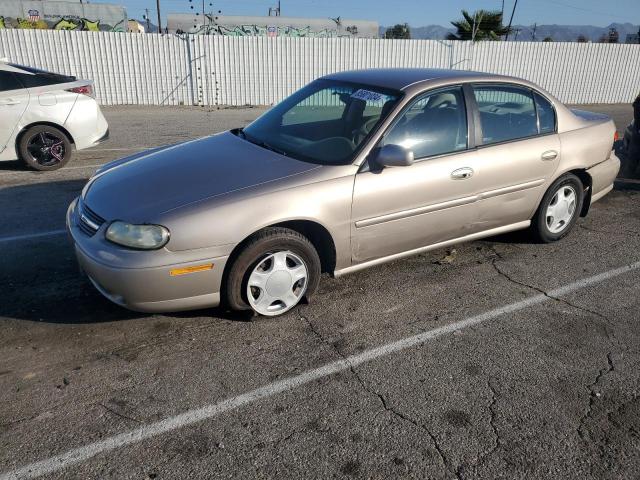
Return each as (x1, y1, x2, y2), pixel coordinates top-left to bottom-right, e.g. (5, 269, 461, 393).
(447, 10, 510, 41)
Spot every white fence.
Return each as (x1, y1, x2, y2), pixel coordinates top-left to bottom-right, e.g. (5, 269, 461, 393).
(2, 29, 639, 106)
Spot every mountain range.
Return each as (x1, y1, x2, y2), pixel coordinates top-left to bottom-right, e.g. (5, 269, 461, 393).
(381, 22, 640, 42)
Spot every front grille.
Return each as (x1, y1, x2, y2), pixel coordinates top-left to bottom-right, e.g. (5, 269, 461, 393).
(78, 201, 105, 237)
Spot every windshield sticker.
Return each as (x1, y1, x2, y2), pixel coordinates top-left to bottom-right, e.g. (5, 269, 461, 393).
(351, 89, 384, 103)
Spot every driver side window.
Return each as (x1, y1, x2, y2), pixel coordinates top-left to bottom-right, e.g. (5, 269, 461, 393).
(383, 87, 468, 159)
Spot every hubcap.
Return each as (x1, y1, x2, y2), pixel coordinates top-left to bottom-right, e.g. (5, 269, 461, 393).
(546, 185, 577, 234)
(26, 131, 65, 167)
(247, 251, 308, 316)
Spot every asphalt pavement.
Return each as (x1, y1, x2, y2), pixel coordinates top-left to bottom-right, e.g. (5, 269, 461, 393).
(1, 104, 639, 480)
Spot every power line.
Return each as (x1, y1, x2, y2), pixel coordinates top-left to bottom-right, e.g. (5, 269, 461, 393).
(530, 0, 632, 21)
(539, 0, 625, 17)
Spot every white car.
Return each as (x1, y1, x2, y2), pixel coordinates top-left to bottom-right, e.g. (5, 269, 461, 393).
(0, 61, 109, 170)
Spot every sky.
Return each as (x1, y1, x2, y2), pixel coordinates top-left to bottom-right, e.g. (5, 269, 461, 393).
(120, 0, 640, 28)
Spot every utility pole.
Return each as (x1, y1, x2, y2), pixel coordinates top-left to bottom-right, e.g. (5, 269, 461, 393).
(144, 9, 151, 32)
(156, 0, 162, 34)
(505, 0, 518, 41)
(268, 1, 281, 16)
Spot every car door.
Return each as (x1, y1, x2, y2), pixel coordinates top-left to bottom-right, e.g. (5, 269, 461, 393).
(469, 84, 561, 232)
(351, 86, 481, 264)
(0, 70, 29, 155)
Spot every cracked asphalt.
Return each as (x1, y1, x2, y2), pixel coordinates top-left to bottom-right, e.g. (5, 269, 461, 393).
(1, 104, 639, 479)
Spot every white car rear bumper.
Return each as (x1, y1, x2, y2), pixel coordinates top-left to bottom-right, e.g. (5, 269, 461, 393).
(64, 95, 109, 151)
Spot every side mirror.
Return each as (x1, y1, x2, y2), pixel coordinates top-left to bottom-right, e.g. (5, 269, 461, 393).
(374, 144, 414, 168)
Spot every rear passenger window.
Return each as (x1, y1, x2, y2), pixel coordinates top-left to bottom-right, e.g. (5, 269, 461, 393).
(7, 65, 75, 89)
(473, 85, 538, 145)
(13, 72, 69, 88)
(0, 71, 24, 92)
(534, 92, 556, 134)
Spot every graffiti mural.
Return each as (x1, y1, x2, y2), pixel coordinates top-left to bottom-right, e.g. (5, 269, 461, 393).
(168, 14, 379, 38)
(193, 24, 353, 37)
(0, 1, 126, 32)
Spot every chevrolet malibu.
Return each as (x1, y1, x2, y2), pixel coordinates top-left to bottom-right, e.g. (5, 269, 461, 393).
(67, 69, 620, 317)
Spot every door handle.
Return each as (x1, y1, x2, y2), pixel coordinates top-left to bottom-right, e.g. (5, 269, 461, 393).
(0, 99, 20, 105)
(451, 167, 474, 180)
(541, 150, 558, 161)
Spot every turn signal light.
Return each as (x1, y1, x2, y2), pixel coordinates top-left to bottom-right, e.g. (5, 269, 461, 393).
(614, 131, 620, 142)
(170, 263, 213, 276)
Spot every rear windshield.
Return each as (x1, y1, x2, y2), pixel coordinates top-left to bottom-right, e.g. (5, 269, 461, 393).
(9, 63, 76, 88)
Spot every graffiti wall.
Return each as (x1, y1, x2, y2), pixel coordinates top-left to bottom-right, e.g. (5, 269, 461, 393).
(0, 0, 127, 32)
(167, 14, 379, 38)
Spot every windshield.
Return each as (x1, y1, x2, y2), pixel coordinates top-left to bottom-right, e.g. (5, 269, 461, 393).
(240, 79, 402, 165)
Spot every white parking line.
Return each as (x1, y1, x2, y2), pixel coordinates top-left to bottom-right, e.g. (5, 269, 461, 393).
(53, 163, 102, 171)
(0, 148, 151, 177)
(0, 164, 101, 176)
(1, 261, 639, 480)
(87, 147, 151, 152)
(0, 230, 67, 244)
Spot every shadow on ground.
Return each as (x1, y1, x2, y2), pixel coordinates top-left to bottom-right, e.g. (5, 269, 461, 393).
(0, 160, 34, 172)
(0, 272, 251, 324)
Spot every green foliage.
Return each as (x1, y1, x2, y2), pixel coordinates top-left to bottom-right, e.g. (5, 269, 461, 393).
(384, 23, 411, 39)
(543, 36, 554, 42)
(447, 10, 510, 41)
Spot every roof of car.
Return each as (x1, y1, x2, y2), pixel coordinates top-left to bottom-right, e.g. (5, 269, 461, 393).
(322, 68, 505, 91)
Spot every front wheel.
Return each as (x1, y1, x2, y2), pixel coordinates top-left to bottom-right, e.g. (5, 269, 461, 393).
(224, 228, 321, 317)
(18, 125, 73, 171)
(531, 173, 584, 243)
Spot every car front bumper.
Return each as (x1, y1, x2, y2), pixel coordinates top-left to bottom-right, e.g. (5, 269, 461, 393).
(67, 198, 230, 313)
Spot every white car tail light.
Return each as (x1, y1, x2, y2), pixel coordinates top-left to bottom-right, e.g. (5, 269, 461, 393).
(67, 84, 95, 98)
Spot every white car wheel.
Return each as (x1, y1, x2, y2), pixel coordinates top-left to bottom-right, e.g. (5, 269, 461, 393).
(246, 250, 308, 316)
(545, 185, 577, 234)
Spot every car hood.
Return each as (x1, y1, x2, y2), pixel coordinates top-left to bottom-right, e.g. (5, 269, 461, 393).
(83, 131, 320, 222)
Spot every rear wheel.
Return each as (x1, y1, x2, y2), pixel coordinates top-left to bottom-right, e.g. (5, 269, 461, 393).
(18, 125, 73, 171)
(224, 228, 321, 316)
(531, 173, 584, 243)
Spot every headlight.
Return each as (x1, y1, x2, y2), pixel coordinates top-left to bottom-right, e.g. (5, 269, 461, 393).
(105, 221, 170, 250)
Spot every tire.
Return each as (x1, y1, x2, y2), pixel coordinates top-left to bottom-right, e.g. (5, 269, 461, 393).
(18, 125, 73, 171)
(531, 173, 584, 243)
(224, 227, 321, 316)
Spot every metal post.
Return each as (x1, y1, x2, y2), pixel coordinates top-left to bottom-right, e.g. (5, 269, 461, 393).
(156, 0, 162, 34)
(505, 0, 518, 41)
